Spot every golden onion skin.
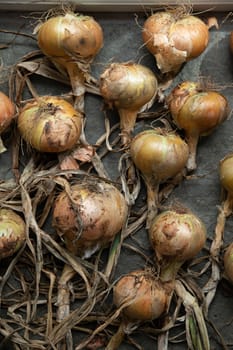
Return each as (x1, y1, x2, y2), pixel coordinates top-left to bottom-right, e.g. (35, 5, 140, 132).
(149, 209, 207, 263)
(142, 11, 209, 73)
(219, 153, 233, 195)
(0, 91, 15, 134)
(17, 96, 82, 153)
(130, 129, 189, 183)
(37, 13, 103, 62)
(53, 180, 128, 258)
(0, 208, 26, 260)
(224, 242, 233, 284)
(113, 269, 171, 322)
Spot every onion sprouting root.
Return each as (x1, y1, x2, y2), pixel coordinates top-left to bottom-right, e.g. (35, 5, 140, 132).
(36, 11, 103, 111)
(167, 81, 229, 171)
(17, 96, 82, 153)
(53, 179, 128, 258)
(223, 242, 233, 284)
(149, 207, 207, 281)
(99, 62, 158, 146)
(142, 9, 209, 74)
(0, 91, 15, 153)
(130, 129, 189, 227)
(0, 208, 26, 259)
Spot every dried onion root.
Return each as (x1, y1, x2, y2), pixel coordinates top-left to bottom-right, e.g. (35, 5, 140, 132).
(35, 10, 103, 112)
(142, 8, 209, 74)
(167, 81, 229, 172)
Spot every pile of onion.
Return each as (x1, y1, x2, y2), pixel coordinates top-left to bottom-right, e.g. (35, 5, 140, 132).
(99, 62, 158, 146)
(17, 96, 82, 153)
(53, 178, 128, 258)
(142, 9, 209, 74)
(35, 11, 103, 112)
(167, 81, 229, 171)
(0, 208, 26, 260)
(0, 91, 15, 153)
(130, 128, 189, 227)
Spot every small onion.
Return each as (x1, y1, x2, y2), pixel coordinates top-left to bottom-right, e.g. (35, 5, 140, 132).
(17, 96, 82, 153)
(219, 153, 233, 196)
(0, 91, 15, 153)
(53, 179, 128, 258)
(167, 81, 229, 171)
(99, 62, 158, 145)
(0, 208, 26, 260)
(130, 129, 189, 227)
(223, 242, 233, 284)
(36, 11, 103, 111)
(142, 10, 209, 74)
(113, 270, 170, 322)
(149, 208, 207, 281)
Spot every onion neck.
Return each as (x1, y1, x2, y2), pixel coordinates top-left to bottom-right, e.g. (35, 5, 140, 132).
(144, 177, 159, 229)
(186, 133, 199, 172)
(118, 108, 138, 146)
(159, 260, 184, 282)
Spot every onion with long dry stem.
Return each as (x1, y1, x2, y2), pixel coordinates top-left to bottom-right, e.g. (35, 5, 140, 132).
(106, 269, 173, 350)
(142, 9, 209, 74)
(167, 81, 229, 172)
(130, 128, 189, 228)
(0, 91, 15, 153)
(17, 96, 82, 153)
(99, 62, 158, 146)
(0, 208, 26, 260)
(35, 10, 103, 112)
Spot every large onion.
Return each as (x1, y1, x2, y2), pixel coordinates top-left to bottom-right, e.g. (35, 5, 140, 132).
(223, 242, 233, 284)
(142, 10, 209, 74)
(149, 207, 207, 281)
(99, 62, 158, 146)
(130, 129, 189, 227)
(167, 81, 229, 171)
(0, 91, 15, 153)
(35, 11, 103, 112)
(53, 178, 128, 258)
(17, 96, 82, 153)
(0, 208, 26, 260)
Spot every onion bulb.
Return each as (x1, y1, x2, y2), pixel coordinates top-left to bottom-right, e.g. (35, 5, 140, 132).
(0, 91, 15, 153)
(142, 10, 209, 74)
(219, 153, 233, 197)
(99, 62, 158, 146)
(17, 96, 82, 153)
(223, 242, 233, 284)
(130, 129, 189, 227)
(53, 179, 128, 258)
(167, 81, 229, 171)
(0, 208, 26, 259)
(35, 11, 103, 111)
(149, 207, 207, 281)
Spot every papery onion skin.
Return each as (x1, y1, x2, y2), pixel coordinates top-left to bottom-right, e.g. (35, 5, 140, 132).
(113, 269, 171, 322)
(53, 179, 128, 258)
(130, 129, 189, 183)
(0, 91, 15, 134)
(0, 208, 26, 259)
(149, 209, 207, 264)
(99, 62, 158, 145)
(219, 153, 233, 195)
(17, 96, 82, 153)
(142, 11, 209, 73)
(37, 12, 103, 63)
(223, 242, 233, 284)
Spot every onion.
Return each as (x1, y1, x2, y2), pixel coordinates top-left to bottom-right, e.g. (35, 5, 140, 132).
(167, 81, 229, 171)
(106, 269, 173, 350)
(142, 10, 209, 74)
(0, 91, 15, 153)
(130, 129, 189, 227)
(223, 242, 233, 284)
(35, 11, 103, 112)
(17, 96, 82, 153)
(219, 153, 233, 196)
(52, 178, 128, 258)
(99, 62, 158, 146)
(149, 207, 207, 281)
(0, 208, 26, 260)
